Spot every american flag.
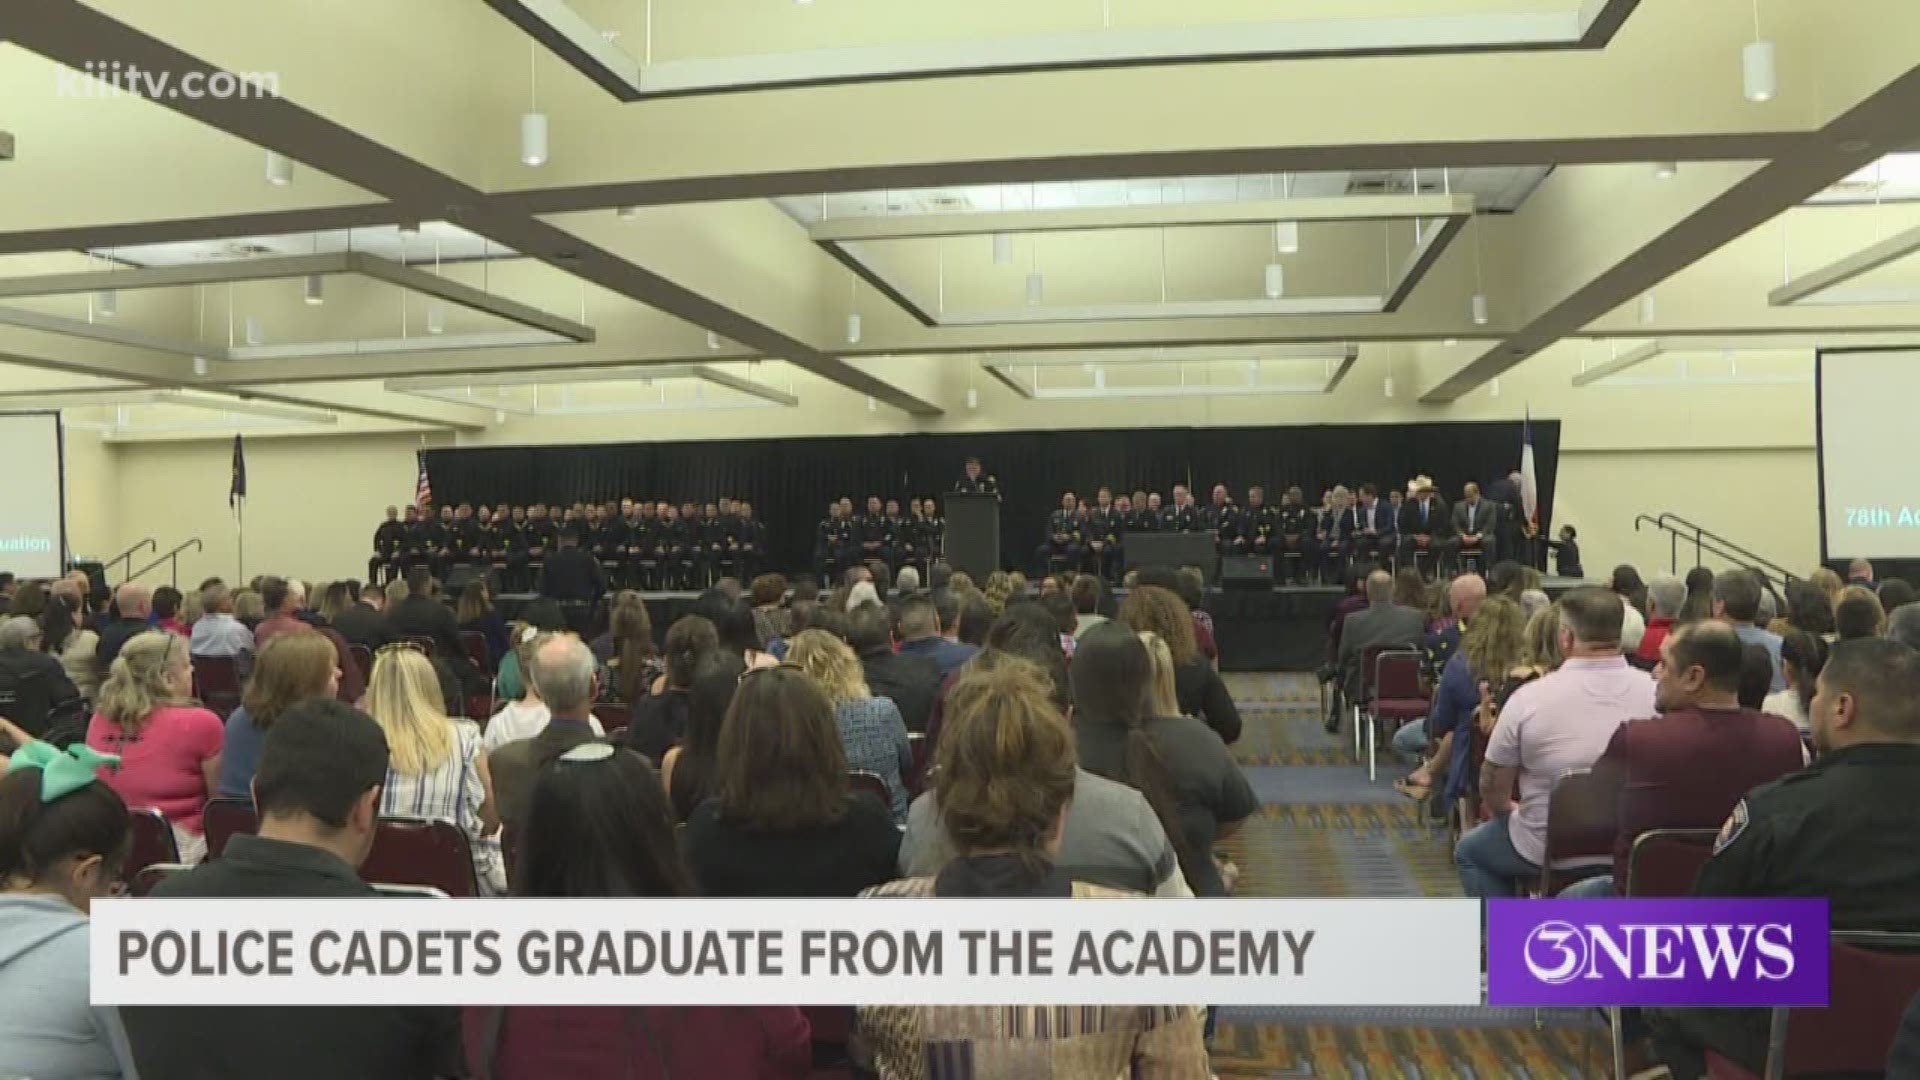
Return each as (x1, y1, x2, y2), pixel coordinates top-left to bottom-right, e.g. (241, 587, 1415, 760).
(415, 451, 433, 509)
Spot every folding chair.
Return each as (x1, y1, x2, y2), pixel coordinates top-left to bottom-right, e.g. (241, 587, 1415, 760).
(1367, 649, 1428, 783)
(459, 631, 491, 673)
(371, 883, 451, 899)
(191, 655, 243, 720)
(404, 634, 437, 657)
(847, 770, 890, 807)
(1348, 643, 1396, 760)
(360, 816, 478, 898)
(124, 807, 180, 880)
(130, 862, 192, 897)
(1536, 768, 1619, 896)
(1608, 828, 1719, 1078)
(905, 732, 931, 797)
(1707, 930, 1920, 1080)
(202, 796, 259, 859)
(595, 703, 632, 736)
(349, 644, 374, 687)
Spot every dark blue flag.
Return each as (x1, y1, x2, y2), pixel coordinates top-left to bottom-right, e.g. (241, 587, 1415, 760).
(229, 434, 246, 509)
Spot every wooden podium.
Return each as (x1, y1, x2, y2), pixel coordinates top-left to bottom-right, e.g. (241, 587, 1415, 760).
(944, 492, 1001, 579)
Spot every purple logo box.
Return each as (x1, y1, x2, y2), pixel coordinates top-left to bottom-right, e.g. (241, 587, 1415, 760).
(1487, 899, 1829, 1007)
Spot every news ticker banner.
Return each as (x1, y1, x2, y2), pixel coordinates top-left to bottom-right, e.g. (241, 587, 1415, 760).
(90, 897, 1829, 1009)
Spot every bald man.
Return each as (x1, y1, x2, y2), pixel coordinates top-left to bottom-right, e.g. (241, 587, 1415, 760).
(97, 582, 153, 670)
(1426, 573, 1488, 675)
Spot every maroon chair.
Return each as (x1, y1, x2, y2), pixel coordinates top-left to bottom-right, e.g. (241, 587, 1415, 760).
(129, 862, 191, 897)
(202, 796, 259, 859)
(123, 807, 179, 881)
(905, 732, 930, 797)
(1624, 828, 1718, 898)
(348, 644, 374, 687)
(1537, 768, 1619, 896)
(405, 634, 437, 657)
(1366, 649, 1427, 782)
(594, 703, 632, 736)
(360, 816, 477, 898)
(1706, 930, 1920, 1080)
(191, 655, 242, 720)
(459, 631, 491, 673)
(847, 770, 890, 807)
(1345, 641, 1399, 759)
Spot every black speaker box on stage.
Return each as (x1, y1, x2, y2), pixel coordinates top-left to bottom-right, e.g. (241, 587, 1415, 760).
(1219, 556, 1273, 589)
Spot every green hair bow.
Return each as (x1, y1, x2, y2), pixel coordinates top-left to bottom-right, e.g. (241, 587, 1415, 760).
(7, 742, 119, 803)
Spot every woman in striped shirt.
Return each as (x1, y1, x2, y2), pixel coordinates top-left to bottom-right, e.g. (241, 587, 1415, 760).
(365, 644, 504, 895)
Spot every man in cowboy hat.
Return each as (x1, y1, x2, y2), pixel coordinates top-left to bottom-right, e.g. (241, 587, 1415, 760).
(1397, 476, 1452, 579)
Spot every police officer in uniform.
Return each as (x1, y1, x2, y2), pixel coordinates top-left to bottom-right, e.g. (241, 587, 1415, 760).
(447, 504, 482, 579)
(1649, 637, 1920, 1079)
(1162, 484, 1201, 534)
(882, 499, 911, 576)
(1138, 492, 1165, 532)
(1241, 486, 1277, 561)
(953, 456, 999, 497)
(734, 500, 766, 581)
(592, 504, 629, 588)
(1036, 490, 1083, 574)
(1086, 487, 1124, 581)
(631, 502, 664, 590)
(857, 495, 895, 573)
(1274, 486, 1319, 585)
(1201, 484, 1243, 559)
(917, 497, 946, 567)
(520, 504, 557, 593)
(654, 504, 689, 589)
(371, 506, 407, 586)
(814, 502, 845, 585)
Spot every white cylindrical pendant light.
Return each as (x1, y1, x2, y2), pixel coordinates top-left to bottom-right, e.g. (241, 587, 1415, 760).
(992, 233, 1013, 264)
(494, 409, 508, 424)
(304, 274, 325, 306)
(1471, 293, 1489, 325)
(846, 313, 862, 344)
(96, 290, 118, 318)
(1383, 375, 1395, 398)
(1653, 161, 1678, 180)
(1264, 263, 1285, 300)
(1491, 377, 1502, 398)
(1275, 220, 1300, 254)
(706, 331, 722, 351)
(192, 356, 209, 376)
(1638, 293, 1657, 325)
(265, 151, 293, 186)
(617, 206, 638, 220)
(966, 387, 979, 409)
(866, 395, 877, 412)
(426, 304, 446, 335)
(1025, 272, 1044, 306)
(520, 112, 549, 166)
(244, 316, 263, 346)
(1093, 367, 1106, 391)
(1743, 39, 1776, 103)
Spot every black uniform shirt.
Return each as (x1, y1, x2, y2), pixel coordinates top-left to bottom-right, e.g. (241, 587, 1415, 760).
(953, 473, 1000, 495)
(1046, 509, 1081, 545)
(1201, 504, 1241, 543)
(859, 513, 894, 545)
(373, 520, 407, 556)
(1161, 504, 1201, 533)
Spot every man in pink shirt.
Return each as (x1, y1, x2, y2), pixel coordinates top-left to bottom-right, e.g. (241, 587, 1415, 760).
(251, 576, 308, 647)
(1455, 587, 1656, 898)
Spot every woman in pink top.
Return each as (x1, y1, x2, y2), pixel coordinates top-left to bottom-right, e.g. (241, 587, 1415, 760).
(84, 630, 223, 863)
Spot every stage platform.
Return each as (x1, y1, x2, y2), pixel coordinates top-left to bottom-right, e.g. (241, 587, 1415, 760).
(489, 576, 1592, 674)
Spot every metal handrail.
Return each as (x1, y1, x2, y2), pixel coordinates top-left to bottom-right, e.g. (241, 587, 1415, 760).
(98, 537, 157, 582)
(127, 538, 202, 589)
(1633, 514, 1795, 590)
(1654, 513, 1798, 583)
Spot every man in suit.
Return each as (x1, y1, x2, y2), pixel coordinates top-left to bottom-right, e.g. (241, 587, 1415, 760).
(1162, 484, 1202, 533)
(386, 568, 485, 694)
(539, 529, 607, 604)
(330, 585, 390, 651)
(370, 506, 406, 587)
(1333, 569, 1430, 728)
(1447, 481, 1499, 572)
(1397, 479, 1451, 579)
(1339, 483, 1394, 571)
(1487, 470, 1533, 570)
(847, 602, 940, 734)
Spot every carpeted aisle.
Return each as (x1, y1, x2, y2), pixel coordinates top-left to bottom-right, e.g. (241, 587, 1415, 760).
(1208, 673, 1607, 1079)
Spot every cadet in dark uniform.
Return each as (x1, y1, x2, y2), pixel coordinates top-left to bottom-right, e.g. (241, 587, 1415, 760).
(1087, 487, 1124, 581)
(694, 502, 726, 586)
(1138, 492, 1165, 532)
(371, 506, 407, 586)
(655, 504, 691, 589)
(918, 497, 946, 567)
(421, 505, 454, 579)
(592, 504, 629, 588)
(1242, 486, 1277, 561)
(521, 504, 557, 593)
(882, 499, 911, 575)
(1162, 484, 1201, 534)
(632, 502, 665, 590)
(448, 504, 483, 577)
(858, 495, 895, 572)
(815, 502, 844, 585)
(475, 507, 506, 587)
(1650, 637, 1920, 1079)
(735, 500, 766, 580)
(1201, 484, 1243, 558)
(1275, 486, 1319, 585)
(953, 456, 1000, 497)
(1106, 494, 1133, 581)
(1036, 490, 1083, 574)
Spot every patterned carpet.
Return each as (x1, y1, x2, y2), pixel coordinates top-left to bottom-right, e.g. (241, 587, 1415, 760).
(1209, 673, 1606, 1079)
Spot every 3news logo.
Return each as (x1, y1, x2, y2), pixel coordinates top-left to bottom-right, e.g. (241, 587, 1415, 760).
(1486, 899, 1830, 1007)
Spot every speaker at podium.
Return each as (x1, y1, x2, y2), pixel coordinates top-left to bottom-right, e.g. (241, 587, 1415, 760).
(944, 492, 1001, 580)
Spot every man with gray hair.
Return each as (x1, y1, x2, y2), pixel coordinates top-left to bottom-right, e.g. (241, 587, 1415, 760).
(97, 582, 153, 671)
(487, 634, 603, 827)
(190, 583, 255, 673)
(1334, 569, 1427, 716)
(894, 565, 922, 596)
(0, 615, 84, 738)
(1637, 573, 1686, 664)
(1713, 569, 1784, 691)
(1888, 604, 1920, 650)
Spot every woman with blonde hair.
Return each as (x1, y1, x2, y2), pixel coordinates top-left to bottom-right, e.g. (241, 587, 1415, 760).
(215, 630, 339, 798)
(786, 629, 912, 821)
(1394, 596, 1529, 804)
(83, 631, 223, 862)
(1118, 586, 1241, 744)
(231, 588, 265, 628)
(1137, 631, 1183, 719)
(365, 645, 504, 894)
(859, 660, 1210, 1076)
(1810, 567, 1845, 612)
(981, 570, 1013, 614)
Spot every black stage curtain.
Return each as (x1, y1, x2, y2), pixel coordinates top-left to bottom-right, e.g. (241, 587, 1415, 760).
(423, 420, 1559, 577)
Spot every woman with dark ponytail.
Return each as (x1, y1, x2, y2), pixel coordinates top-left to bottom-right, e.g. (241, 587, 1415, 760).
(1069, 621, 1257, 897)
(0, 718, 137, 1078)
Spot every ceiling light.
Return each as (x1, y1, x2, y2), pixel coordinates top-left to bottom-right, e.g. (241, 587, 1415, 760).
(1264, 263, 1285, 300)
(521, 112, 549, 166)
(1743, 40, 1776, 103)
(1025, 272, 1044, 306)
(1653, 162, 1678, 180)
(846, 313, 862, 344)
(1275, 220, 1300, 255)
(992, 233, 1013, 264)
(1443, 338, 1458, 347)
(494, 409, 507, 423)
(1383, 375, 1395, 398)
(244, 316, 263, 346)
(966, 387, 979, 409)
(192, 356, 210, 376)
(1490, 376, 1502, 398)
(706, 331, 722, 350)
(1471, 293, 1489, 325)
(617, 206, 638, 220)
(426, 303, 446, 335)
(1094, 367, 1106, 390)
(95, 290, 118, 318)
(866, 395, 877, 412)
(303, 274, 325, 306)
(265, 151, 293, 186)
(1637, 293, 1656, 325)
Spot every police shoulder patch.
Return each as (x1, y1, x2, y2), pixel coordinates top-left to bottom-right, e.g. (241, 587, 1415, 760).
(1713, 799, 1751, 854)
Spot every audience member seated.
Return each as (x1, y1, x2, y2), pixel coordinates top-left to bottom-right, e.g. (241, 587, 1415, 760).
(1455, 589, 1655, 899)
(895, 594, 976, 681)
(0, 738, 138, 1080)
(1637, 573, 1684, 665)
(597, 591, 661, 705)
(1735, 642, 1773, 710)
(954, 590, 995, 650)
(682, 665, 900, 897)
(365, 646, 503, 894)
(150, 586, 188, 637)
(231, 588, 265, 629)
(1762, 630, 1825, 733)
(1069, 574, 1108, 640)
(1118, 586, 1241, 744)
(858, 661, 1210, 1076)
(705, 593, 778, 671)
(1331, 570, 1426, 725)
(660, 654, 743, 824)
(788, 629, 913, 820)
(619, 615, 714, 765)
(1423, 573, 1486, 674)
(6, 580, 46, 622)
(493, 599, 569, 703)
(1561, 621, 1806, 899)
(123, 699, 464, 1080)
(454, 579, 509, 667)
(1847, 556, 1875, 588)
(386, 569, 486, 696)
(1879, 576, 1917, 613)
(1713, 569, 1785, 691)
(327, 580, 389, 652)
(38, 594, 101, 707)
(188, 583, 255, 674)
(251, 577, 309, 647)
(1395, 596, 1528, 802)
(83, 632, 222, 864)
(1651, 637, 1920, 1078)
(847, 602, 938, 736)
(216, 631, 339, 798)
(1835, 583, 1886, 641)
(1610, 564, 1649, 616)
(467, 741, 811, 1079)
(95, 584, 152, 672)
(1071, 623, 1256, 897)
(486, 633, 603, 759)
(1889, 602, 1920, 651)
(537, 530, 605, 604)
(1679, 566, 1716, 624)
(0, 616, 86, 742)
(489, 635, 606, 831)
(748, 573, 790, 654)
